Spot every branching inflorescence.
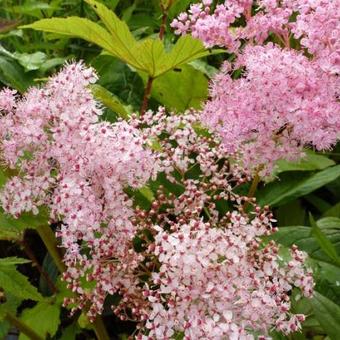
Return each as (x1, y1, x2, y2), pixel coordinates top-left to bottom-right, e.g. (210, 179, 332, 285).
(0, 71, 314, 338)
(130, 108, 313, 339)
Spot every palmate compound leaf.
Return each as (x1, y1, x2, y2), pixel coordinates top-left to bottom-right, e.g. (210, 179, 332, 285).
(135, 35, 222, 78)
(84, 0, 222, 77)
(22, 0, 222, 78)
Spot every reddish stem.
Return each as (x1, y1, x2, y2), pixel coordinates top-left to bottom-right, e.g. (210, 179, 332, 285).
(140, 5, 169, 116)
(140, 77, 154, 116)
(159, 8, 167, 40)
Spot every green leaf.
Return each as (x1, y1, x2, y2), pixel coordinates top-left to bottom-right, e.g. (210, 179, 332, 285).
(323, 202, 340, 218)
(309, 214, 340, 266)
(0, 225, 25, 241)
(22, 3, 222, 78)
(21, 17, 118, 58)
(0, 56, 32, 92)
(140, 64, 208, 111)
(84, 0, 140, 67)
(8, 3, 60, 18)
(0, 267, 43, 302)
(0, 208, 46, 241)
(19, 302, 60, 340)
(0, 257, 31, 266)
(168, 0, 192, 19)
(90, 84, 131, 119)
(77, 312, 92, 330)
(189, 59, 218, 78)
(304, 194, 332, 213)
(0, 292, 22, 322)
(136, 35, 222, 77)
(313, 259, 340, 286)
(0, 321, 10, 338)
(160, 35, 222, 77)
(276, 200, 306, 226)
(310, 291, 340, 340)
(39, 57, 66, 73)
(138, 186, 155, 203)
(258, 165, 340, 207)
(61, 322, 82, 340)
(13, 52, 47, 72)
(270, 217, 340, 263)
(0, 169, 8, 189)
(0, 209, 49, 231)
(55, 277, 76, 306)
(275, 151, 335, 174)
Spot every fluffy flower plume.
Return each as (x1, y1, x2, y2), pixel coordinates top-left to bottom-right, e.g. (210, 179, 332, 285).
(0, 62, 157, 318)
(173, 0, 340, 174)
(203, 44, 340, 175)
(172, 0, 340, 70)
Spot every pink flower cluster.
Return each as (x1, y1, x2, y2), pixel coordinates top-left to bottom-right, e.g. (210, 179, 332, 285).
(172, 0, 340, 175)
(130, 107, 247, 187)
(293, 0, 340, 74)
(143, 216, 312, 339)
(130, 109, 313, 339)
(172, 0, 340, 66)
(171, 0, 248, 52)
(203, 44, 340, 175)
(0, 63, 157, 318)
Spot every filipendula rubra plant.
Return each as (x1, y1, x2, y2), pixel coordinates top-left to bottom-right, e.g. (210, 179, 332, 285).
(1, 75, 313, 339)
(0, 0, 339, 338)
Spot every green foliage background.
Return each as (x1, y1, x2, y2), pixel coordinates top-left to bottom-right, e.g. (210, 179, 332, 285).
(0, 0, 339, 339)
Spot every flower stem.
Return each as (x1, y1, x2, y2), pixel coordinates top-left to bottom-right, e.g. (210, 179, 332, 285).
(92, 316, 110, 340)
(140, 76, 154, 116)
(159, 4, 168, 40)
(247, 172, 261, 199)
(36, 225, 66, 273)
(243, 171, 261, 211)
(5, 313, 44, 340)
